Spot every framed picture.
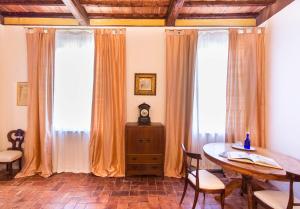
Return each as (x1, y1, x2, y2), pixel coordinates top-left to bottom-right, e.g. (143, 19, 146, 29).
(134, 73, 156, 96)
(17, 82, 29, 106)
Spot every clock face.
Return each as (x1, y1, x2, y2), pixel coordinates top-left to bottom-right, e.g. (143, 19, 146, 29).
(141, 109, 149, 117)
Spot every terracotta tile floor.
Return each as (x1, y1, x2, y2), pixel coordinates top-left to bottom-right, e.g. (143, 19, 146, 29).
(0, 172, 255, 209)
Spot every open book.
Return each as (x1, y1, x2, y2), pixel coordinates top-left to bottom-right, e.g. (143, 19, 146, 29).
(227, 151, 282, 169)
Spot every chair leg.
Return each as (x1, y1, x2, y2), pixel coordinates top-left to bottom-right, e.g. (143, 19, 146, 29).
(192, 190, 199, 209)
(220, 191, 225, 209)
(18, 158, 22, 171)
(203, 192, 206, 199)
(180, 179, 188, 204)
(6, 163, 9, 171)
(253, 196, 258, 209)
(7, 162, 13, 179)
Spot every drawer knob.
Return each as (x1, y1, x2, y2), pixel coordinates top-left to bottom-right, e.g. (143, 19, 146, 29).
(137, 139, 144, 143)
(137, 138, 151, 143)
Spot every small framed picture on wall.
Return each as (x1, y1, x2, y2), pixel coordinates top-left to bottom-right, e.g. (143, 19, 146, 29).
(134, 73, 156, 96)
(17, 82, 29, 106)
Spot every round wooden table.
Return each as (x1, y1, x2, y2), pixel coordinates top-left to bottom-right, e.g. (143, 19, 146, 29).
(203, 143, 300, 209)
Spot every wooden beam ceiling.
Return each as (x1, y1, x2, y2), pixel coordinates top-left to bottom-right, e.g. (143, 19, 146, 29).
(81, 1, 169, 7)
(256, 0, 294, 25)
(0, 0, 169, 7)
(1, 12, 73, 18)
(88, 13, 165, 19)
(166, 0, 185, 26)
(1, 12, 166, 19)
(184, 0, 276, 7)
(0, 0, 275, 7)
(179, 12, 259, 19)
(0, 0, 63, 6)
(1, 12, 258, 20)
(61, 0, 89, 25)
(0, 0, 295, 27)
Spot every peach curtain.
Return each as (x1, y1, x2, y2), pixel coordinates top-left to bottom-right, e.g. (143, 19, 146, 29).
(89, 29, 126, 177)
(226, 28, 266, 147)
(16, 28, 55, 178)
(164, 30, 198, 177)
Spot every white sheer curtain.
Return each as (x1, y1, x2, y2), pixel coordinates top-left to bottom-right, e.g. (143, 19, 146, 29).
(52, 30, 94, 173)
(192, 30, 229, 169)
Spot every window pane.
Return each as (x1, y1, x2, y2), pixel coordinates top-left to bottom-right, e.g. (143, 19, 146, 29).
(192, 31, 229, 134)
(54, 30, 94, 131)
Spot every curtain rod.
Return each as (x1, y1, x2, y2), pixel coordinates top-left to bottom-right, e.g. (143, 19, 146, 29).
(24, 26, 262, 30)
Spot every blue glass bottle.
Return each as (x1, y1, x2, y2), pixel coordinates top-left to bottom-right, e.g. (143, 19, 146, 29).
(244, 133, 251, 150)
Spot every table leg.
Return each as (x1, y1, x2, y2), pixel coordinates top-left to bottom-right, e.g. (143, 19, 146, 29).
(241, 175, 247, 196)
(215, 178, 242, 201)
(243, 175, 254, 209)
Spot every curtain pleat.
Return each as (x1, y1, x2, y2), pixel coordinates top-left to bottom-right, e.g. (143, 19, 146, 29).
(16, 28, 55, 178)
(164, 30, 198, 177)
(89, 29, 126, 177)
(226, 28, 266, 147)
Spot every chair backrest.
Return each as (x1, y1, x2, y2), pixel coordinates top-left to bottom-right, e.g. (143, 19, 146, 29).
(7, 129, 25, 151)
(287, 171, 300, 209)
(181, 144, 202, 187)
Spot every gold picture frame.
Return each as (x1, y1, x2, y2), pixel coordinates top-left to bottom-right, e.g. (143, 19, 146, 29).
(134, 73, 156, 96)
(17, 82, 29, 106)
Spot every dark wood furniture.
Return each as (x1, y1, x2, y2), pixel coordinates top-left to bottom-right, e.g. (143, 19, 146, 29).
(180, 144, 225, 209)
(203, 143, 300, 209)
(253, 171, 300, 209)
(125, 122, 165, 177)
(0, 129, 25, 179)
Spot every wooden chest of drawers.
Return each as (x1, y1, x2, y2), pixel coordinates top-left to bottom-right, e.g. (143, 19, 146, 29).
(125, 122, 165, 177)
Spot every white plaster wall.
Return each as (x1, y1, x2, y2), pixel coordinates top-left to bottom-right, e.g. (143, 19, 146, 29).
(126, 27, 166, 124)
(264, 0, 300, 193)
(0, 26, 166, 151)
(0, 26, 27, 151)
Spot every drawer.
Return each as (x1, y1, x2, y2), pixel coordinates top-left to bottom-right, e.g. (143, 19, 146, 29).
(127, 154, 162, 164)
(126, 164, 162, 176)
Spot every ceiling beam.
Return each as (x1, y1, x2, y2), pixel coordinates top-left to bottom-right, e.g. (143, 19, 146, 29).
(0, 0, 274, 7)
(89, 13, 165, 19)
(184, 0, 276, 7)
(1, 12, 73, 18)
(1, 12, 165, 19)
(0, 11, 258, 20)
(166, 0, 185, 26)
(0, 0, 63, 5)
(61, 0, 89, 25)
(81, 0, 169, 7)
(256, 0, 294, 25)
(0, 0, 169, 7)
(3, 17, 255, 27)
(179, 12, 259, 19)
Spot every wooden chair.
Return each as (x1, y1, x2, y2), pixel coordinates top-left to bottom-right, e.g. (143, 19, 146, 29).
(0, 129, 25, 178)
(253, 171, 300, 209)
(180, 144, 225, 209)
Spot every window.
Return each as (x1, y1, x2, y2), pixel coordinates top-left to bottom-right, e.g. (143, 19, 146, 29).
(54, 30, 94, 131)
(192, 30, 229, 136)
